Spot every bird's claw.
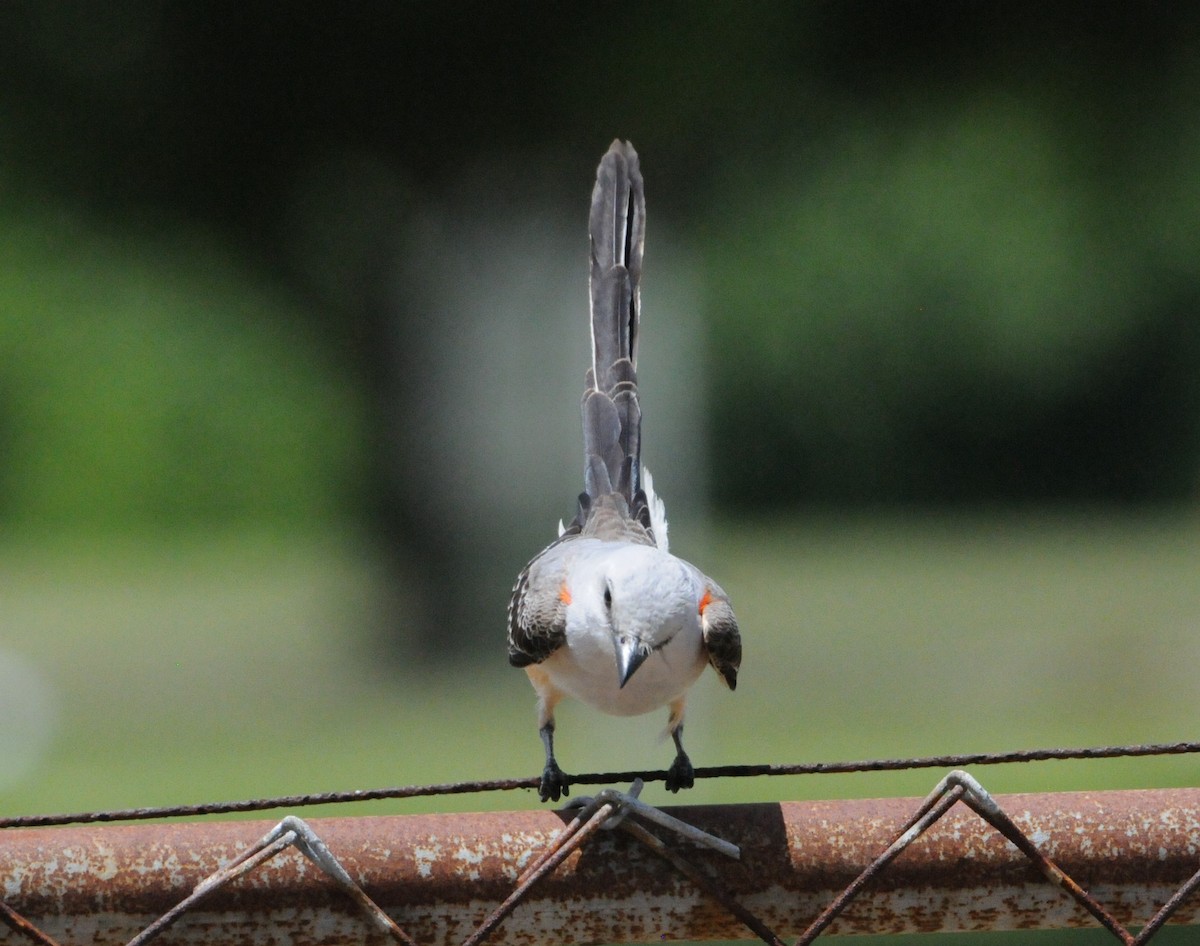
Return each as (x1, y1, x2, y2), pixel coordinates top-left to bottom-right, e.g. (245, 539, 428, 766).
(540, 761, 570, 802)
(665, 753, 694, 793)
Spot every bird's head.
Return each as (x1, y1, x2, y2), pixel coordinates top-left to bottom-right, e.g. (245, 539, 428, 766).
(597, 549, 693, 688)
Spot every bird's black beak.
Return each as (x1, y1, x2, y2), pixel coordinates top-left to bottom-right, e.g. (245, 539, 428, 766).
(615, 636, 648, 688)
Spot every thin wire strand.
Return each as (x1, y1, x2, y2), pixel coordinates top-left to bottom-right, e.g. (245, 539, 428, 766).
(3, 740, 1198, 829)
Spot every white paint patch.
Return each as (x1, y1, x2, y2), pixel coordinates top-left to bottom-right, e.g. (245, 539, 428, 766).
(453, 844, 483, 880)
(413, 844, 441, 879)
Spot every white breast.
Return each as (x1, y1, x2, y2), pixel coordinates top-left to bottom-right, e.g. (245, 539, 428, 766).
(544, 613, 706, 717)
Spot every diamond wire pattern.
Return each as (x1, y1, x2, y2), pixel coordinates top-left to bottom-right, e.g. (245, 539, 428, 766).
(4, 765, 1200, 945)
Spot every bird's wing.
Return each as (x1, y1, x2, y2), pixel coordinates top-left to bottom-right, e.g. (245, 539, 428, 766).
(507, 541, 572, 667)
(700, 585, 741, 690)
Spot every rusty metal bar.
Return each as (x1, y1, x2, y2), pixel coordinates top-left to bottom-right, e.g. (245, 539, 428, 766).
(3, 788, 1200, 945)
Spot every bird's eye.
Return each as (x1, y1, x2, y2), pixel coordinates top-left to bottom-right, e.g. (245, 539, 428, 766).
(603, 586, 612, 609)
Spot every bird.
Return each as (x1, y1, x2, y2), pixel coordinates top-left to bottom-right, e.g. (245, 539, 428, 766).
(507, 140, 741, 803)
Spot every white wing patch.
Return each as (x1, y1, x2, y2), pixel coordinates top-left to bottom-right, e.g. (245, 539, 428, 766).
(642, 466, 669, 552)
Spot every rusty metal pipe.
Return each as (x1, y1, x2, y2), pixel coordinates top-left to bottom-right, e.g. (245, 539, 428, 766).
(3, 788, 1200, 944)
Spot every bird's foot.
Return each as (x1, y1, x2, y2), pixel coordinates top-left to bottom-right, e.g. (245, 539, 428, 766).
(665, 752, 694, 793)
(539, 760, 571, 802)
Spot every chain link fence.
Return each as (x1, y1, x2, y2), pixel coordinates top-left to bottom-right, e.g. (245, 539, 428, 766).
(4, 742, 1200, 945)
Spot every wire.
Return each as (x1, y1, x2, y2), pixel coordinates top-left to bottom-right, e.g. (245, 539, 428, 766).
(4, 740, 1198, 829)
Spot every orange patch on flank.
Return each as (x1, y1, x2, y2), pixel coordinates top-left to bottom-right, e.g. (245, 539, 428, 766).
(559, 582, 572, 605)
(698, 588, 714, 615)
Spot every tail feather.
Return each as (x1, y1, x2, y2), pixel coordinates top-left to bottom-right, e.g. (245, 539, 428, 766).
(590, 267, 634, 390)
(582, 387, 621, 497)
(584, 140, 646, 505)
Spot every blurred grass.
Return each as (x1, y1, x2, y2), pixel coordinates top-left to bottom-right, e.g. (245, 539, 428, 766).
(3, 509, 1199, 821)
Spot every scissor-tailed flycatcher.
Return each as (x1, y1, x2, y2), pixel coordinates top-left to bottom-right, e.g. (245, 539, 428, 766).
(507, 140, 742, 803)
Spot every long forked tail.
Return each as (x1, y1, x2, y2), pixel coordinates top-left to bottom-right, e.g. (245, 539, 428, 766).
(582, 140, 646, 508)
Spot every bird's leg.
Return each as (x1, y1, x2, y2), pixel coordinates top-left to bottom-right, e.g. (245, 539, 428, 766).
(538, 720, 570, 802)
(665, 698, 694, 792)
(527, 669, 569, 802)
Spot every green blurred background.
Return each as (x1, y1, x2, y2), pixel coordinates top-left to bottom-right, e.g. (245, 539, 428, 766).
(2, 4, 1200, 943)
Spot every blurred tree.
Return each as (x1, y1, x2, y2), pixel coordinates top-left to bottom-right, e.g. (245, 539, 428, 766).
(0, 197, 363, 530)
(703, 95, 1200, 506)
